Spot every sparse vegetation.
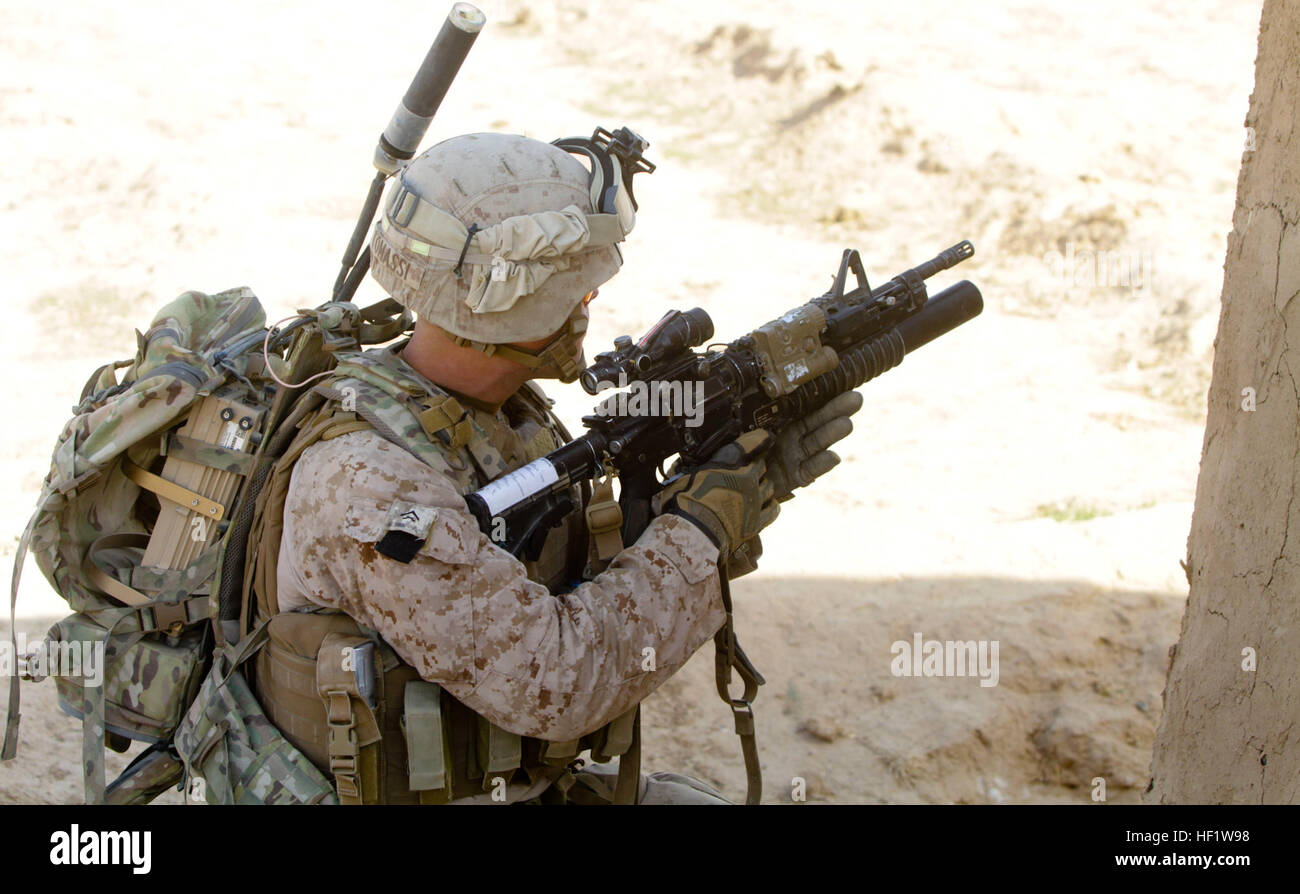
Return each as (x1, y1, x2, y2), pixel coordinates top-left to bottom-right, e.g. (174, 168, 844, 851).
(1035, 499, 1112, 523)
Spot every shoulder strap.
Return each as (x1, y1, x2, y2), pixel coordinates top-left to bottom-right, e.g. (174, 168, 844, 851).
(242, 398, 374, 633)
(317, 349, 472, 486)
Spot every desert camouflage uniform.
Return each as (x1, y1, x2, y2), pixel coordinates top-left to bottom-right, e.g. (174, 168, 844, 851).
(275, 345, 731, 803)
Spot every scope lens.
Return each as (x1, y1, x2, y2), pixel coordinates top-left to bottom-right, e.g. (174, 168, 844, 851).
(683, 308, 714, 344)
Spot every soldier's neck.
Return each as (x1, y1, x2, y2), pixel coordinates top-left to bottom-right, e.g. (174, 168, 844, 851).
(402, 321, 529, 411)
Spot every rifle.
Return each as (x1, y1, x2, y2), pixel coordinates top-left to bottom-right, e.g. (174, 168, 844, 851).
(465, 240, 983, 557)
(464, 240, 981, 804)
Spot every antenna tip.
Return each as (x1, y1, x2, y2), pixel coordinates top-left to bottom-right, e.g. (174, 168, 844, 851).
(450, 3, 486, 33)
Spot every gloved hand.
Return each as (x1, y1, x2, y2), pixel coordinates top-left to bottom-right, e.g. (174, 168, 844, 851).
(724, 533, 763, 579)
(765, 391, 863, 502)
(652, 429, 780, 556)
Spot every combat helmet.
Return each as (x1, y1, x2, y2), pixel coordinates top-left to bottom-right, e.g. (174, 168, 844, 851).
(369, 126, 655, 381)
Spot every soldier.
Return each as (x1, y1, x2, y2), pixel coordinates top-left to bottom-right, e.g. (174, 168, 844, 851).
(254, 130, 861, 804)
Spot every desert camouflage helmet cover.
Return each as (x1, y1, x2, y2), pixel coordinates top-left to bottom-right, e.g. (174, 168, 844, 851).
(369, 132, 628, 344)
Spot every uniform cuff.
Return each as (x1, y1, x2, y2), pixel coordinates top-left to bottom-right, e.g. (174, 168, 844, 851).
(634, 513, 722, 584)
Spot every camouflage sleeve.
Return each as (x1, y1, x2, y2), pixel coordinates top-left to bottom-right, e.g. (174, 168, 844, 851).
(277, 429, 726, 741)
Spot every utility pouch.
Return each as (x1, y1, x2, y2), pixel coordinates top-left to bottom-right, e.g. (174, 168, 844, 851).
(476, 713, 522, 790)
(401, 680, 450, 804)
(174, 629, 336, 805)
(47, 611, 208, 745)
(315, 632, 383, 804)
(587, 706, 638, 763)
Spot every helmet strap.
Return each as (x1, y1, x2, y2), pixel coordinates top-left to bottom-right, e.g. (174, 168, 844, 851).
(449, 310, 588, 384)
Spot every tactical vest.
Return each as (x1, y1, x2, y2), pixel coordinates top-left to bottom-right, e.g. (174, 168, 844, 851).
(244, 343, 637, 804)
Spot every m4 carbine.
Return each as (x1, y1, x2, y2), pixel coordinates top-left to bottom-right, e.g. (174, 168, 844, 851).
(466, 240, 983, 556)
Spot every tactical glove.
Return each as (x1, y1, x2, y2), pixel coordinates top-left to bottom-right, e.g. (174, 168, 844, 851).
(724, 533, 763, 579)
(653, 430, 780, 556)
(765, 391, 863, 502)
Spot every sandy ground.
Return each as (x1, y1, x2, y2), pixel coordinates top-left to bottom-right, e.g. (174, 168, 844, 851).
(0, 0, 1264, 803)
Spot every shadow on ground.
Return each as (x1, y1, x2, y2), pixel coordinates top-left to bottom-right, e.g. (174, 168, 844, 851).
(1, 574, 1184, 805)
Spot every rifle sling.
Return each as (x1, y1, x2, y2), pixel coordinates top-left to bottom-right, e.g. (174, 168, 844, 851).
(713, 570, 764, 805)
(613, 706, 641, 804)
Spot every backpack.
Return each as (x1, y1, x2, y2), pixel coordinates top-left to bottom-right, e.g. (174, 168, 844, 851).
(3, 286, 411, 803)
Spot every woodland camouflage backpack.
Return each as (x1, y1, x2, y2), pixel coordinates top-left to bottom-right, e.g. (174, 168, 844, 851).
(3, 286, 411, 803)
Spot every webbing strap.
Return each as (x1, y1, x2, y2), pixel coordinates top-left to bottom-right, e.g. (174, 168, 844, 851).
(121, 457, 226, 522)
(82, 662, 106, 803)
(585, 475, 624, 565)
(166, 433, 255, 475)
(713, 573, 765, 805)
(222, 618, 271, 678)
(613, 706, 641, 805)
(319, 418, 374, 442)
(81, 595, 210, 638)
(82, 533, 152, 606)
(326, 691, 361, 804)
(2, 510, 39, 761)
(384, 189, 625, 263)
(417, 395, 472, 449)
(448, 308, 587, 384)
(356, 297, 413, 345)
